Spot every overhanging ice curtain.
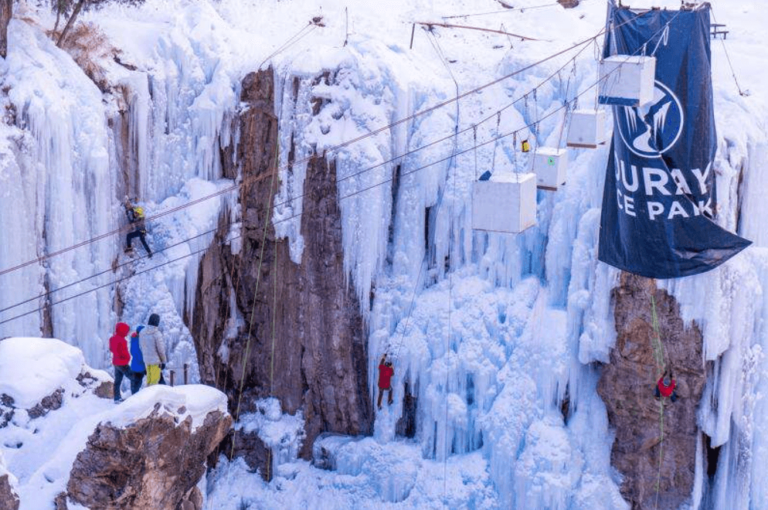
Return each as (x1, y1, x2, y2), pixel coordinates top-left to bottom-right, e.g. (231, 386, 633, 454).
(597, 3, 750, 279)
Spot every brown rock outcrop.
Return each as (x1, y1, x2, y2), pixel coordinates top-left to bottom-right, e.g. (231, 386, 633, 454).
(67, 405, 231, 510)
(192, 68, 373, 467)
(0, 472, 19, 510)
(598, 273, 706, 509)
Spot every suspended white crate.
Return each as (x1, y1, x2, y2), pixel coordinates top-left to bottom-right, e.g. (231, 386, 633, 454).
(567, 109, 607, 148)
(472, 172, 536, 234)
(532, 148, 568, 190)
(598, 55, 656, 107)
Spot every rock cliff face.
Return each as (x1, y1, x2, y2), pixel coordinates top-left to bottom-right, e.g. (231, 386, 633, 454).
(0, 466, 19, 510)
(193, 69, 373, 466)
(66, 406, 231, 510)
(598, 273, 706, 509)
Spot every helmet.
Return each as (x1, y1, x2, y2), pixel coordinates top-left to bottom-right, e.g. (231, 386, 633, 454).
(385, 361, 392, 367)
(663, 377, 671, 386)
(134, 206, 144, 218)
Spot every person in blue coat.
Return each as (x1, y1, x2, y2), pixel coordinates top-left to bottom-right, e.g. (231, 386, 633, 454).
(130, 325, 147, 393)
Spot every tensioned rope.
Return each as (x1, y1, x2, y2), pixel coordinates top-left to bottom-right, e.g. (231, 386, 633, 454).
(266, 147, 282, 482)
(0, 19, 675, 328)
(0, 37, 596, 320)
(650, 293, 667, 510)
(230, 150, 280, 451)
(211, 142, 281, 510)
(425, 28, 459, 500)
(442, 2, 562, 20)
(257, 20, 319, 71)
(710, 7, 748, 97)
(0, 12, 650, 279)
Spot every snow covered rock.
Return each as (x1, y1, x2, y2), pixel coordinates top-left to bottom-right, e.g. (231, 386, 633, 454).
(597, 274, 706, 509)
(0, 450, 19, 510)
(0, 337, 230, 509)
(0, 337, 112, 418)
(65, 385, 231, 510)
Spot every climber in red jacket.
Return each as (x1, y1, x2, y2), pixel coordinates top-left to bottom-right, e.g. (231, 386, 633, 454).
(109, 322, 137, 403)
(654, 369, 678, 403)
(377, 354, 395, 410)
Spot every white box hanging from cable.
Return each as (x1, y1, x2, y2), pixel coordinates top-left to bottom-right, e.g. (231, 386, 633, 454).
(532, 148, 568, 190)
(598, 55, 656, 107)
(567, 109, 607, 148)
(472, 172, 537, 234)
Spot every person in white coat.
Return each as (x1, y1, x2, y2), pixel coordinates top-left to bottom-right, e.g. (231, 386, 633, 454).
(140, 313, 167, 385)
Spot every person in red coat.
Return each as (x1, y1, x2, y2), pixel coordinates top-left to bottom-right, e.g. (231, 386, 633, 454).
(377, 354, 395, 410)
(109, 322, 136, 403)
(654, 369, 678, 403)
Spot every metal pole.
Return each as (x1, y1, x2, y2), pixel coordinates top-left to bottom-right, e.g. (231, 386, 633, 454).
(184, 363, 188, 385)
(170, 370, 175, 387)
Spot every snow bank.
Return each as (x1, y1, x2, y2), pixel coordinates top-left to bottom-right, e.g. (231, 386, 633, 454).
(0, 337, 109, 409)
(105, 384, 227, 431)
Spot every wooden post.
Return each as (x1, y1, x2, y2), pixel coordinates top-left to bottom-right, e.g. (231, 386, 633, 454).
(170, 370, 175, 387)
(184, 363, 188, 385)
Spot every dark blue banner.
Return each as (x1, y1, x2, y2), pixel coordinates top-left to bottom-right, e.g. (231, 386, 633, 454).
(598, 3, 750, 279)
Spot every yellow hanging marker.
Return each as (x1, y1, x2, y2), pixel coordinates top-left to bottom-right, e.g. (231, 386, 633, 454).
(521, 139, 531, 153)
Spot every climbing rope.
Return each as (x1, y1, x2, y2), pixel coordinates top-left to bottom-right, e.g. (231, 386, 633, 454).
(424, 30, 458, 497)
(650, 294, 667, 377)
(266, 154, 281, 482)
(710, 8, 748, 97)
(1, 11, 655, 281)
(655, 397, 665, 510)
(2, 12, 682, 329)
(555, 61, 577, 150)
(649, 292, 667, 510)
(442, 1, 562, 20)
(257, 19, 320, 71)
(228, 143, 281, 462)
(491, 112, 501, 173)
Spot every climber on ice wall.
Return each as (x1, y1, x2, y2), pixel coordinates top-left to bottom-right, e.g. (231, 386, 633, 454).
(654, 369, 678, 403)
(377, 354, 395, 410)
(140, 313, 167, 386)
(124, 197, 153, 257)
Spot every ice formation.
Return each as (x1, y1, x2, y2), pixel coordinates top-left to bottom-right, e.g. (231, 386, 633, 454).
(0, 0, 767, 508)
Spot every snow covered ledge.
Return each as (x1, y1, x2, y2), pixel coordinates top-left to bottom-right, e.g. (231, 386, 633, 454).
(0, 338, 231, 509)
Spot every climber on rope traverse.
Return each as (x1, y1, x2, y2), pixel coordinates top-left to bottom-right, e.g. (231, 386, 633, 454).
(140, 313, 167, 386)
(130, 325, 146, 393)
(377, 354, 395, 410)
(124, 197, 152, 258)
(109, 322, 139, 403)
(654, 369, 678, 403)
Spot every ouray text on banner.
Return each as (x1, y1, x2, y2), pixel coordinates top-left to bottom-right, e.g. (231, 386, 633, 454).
(597, 3, 751, 279)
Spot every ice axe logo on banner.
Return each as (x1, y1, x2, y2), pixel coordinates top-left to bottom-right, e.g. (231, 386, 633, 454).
(616, 81, 684, 159)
